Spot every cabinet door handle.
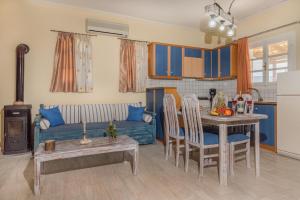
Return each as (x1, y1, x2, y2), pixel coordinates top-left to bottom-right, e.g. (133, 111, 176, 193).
(12, 112, 20, 115)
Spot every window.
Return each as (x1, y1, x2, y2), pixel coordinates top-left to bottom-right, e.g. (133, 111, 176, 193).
(249, 33, 295, 83)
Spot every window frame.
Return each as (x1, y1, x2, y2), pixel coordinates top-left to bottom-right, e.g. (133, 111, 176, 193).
(249, 32, 296, 85)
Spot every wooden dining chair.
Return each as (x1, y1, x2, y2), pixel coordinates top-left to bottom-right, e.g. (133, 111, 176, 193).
(228, 94, 253, 175)
(182, 95, 220, 177)
(163, 94, 185, 167)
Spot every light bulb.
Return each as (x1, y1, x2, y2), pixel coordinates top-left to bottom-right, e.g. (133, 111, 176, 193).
(219, 22, 225, 32)
(208, 15, 217, 28)
(227, 26, 235, 37)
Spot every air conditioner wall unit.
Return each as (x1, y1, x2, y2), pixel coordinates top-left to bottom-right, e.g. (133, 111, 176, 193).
(86, 19, 129, 38)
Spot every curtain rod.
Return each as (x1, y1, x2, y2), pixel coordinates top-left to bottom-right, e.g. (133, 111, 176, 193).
(118, 38, 149, 43)
(50, 29, 97, 37)
(247, 20, 300, 39)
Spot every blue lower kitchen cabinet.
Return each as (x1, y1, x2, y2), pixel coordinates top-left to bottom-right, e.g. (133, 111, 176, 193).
(146, 87, 180, 142)
(254, 104, 277, 152)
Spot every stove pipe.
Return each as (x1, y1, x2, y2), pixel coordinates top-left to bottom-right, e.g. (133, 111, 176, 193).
(15, 44, 30, 104)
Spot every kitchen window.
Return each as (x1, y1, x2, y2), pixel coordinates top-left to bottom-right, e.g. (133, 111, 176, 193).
(249, 33, 296, 83)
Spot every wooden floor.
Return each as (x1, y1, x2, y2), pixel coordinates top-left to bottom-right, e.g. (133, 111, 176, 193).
(1, 143, 300, 200)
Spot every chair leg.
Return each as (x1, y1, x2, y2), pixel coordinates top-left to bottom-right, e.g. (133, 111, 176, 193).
(165, 137, 169, 160)
(229, 143, 235, 176)
(226, 143, 230, 175)
(185, 143, 189, 173)
(175, 139, 180, 167)
(169, 141, 173, 157)
(246, 140, 251, 169)
(199, 147, 204, 177)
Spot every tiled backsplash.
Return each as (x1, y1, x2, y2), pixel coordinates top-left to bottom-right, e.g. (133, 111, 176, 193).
(146, 78, 277, 102)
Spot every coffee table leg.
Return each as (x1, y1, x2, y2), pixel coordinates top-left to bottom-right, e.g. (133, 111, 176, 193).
(34, 158, 41, 195)
(133, 146, 139, 175)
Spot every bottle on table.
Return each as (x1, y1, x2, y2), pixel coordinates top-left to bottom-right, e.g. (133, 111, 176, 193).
(237, 91, 245, 114)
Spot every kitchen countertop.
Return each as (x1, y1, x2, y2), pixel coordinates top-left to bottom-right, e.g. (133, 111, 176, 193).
(228, 101, 277, 105)
(254, 101, 277, 105)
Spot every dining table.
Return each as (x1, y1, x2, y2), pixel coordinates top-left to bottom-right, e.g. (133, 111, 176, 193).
(200, 113, 268, 186)
(178, 110, 268, 185)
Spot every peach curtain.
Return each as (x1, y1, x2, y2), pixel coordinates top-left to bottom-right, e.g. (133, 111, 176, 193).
(50, 32, 77, 92)
(119, 40, 136, 92)
(237, 37, 252, 93)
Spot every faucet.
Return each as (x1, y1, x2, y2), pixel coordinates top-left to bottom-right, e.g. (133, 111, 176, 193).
(249, 88, 264, 102)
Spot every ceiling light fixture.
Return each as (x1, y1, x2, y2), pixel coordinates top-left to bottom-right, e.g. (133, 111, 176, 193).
(219, 20, 225, 32)
(208, 15, 217, 28)
(227, 25, 235, 37)
(205, 0, 237, 37)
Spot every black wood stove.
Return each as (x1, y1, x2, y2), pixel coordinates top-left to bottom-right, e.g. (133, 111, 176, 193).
(3, 44, 32, 154)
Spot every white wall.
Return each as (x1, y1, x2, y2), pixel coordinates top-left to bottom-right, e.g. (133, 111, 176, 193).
(0, 0, 219, 145)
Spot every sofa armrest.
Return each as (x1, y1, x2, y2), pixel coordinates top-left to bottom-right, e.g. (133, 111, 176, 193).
(144, 111, 156, 143)
(144, 110, 156, 118)
(34, 114, 41, 152)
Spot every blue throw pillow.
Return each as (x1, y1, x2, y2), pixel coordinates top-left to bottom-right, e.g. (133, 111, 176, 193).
(39, 106, 65, 127)
(127, 105, 145, 121)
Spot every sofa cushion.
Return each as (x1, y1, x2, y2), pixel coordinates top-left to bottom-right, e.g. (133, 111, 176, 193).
(40, 121, 151, 141)
(41, 123, 83, 134)
(114, 103, 141, 121)
(114, 121, 150, 129)
(127, 105, 145, 121)
(40, 106, 65, 127)
(86, 121, 150, 130)
(43, 105, 81, 124)
(81, 104, 115, 123)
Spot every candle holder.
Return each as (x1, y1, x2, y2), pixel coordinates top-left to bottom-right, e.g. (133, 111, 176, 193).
(80, 121, 92, 145)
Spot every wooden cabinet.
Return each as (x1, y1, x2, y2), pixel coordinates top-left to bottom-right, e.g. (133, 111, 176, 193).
(148, 43, 182, 79)
(211, 49, 219, 78)
(204, 50, 212, 78)
(146, 87, 181, 141)
(170, 46, 183, 77)
(203, 44, 237, 80)
(254, 104, 277, 152)
(182, 48, 204, 78)
(220, 46, 231, 77)
(149, 42, 237, 80)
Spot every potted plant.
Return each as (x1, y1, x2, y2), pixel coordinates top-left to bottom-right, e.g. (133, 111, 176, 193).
(106, 121, 118, 142)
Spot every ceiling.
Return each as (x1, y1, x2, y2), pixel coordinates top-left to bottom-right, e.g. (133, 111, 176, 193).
(45, 0, 287, 30)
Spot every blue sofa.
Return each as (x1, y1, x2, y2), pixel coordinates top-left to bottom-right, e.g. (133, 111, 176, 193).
(34, 103, 156, 151)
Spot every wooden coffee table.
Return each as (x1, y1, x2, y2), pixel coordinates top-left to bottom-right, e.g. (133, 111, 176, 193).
(34, 135, 139, 195)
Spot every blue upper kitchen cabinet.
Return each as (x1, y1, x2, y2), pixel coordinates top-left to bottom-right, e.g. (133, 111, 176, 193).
(170, 46, 183, 77)
(204, 50, 212, 78)
(220, 46, 231, 77)
(211, 49, 219, 78)
(148, 43, 182, 79)
(155, 44, 168, 76)
(185, 48, 202, 58)
(254, 104, 277, 152)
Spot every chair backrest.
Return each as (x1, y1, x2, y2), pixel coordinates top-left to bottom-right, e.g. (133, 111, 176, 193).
(182, 95, 204, 146)
(234, 94, 254, 113)
(163, 94, 180, 138)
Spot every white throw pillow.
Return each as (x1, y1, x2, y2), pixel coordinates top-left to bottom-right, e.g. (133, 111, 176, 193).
(143, 114, 152, 123)
(40, 118, 50, 130)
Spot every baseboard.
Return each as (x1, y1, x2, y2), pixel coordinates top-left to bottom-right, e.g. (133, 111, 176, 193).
(277, 149, 300, 160)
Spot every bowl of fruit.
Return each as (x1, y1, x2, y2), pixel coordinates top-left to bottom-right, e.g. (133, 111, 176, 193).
(210, 92, 234, 117)
(210, 107, 234, 117)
